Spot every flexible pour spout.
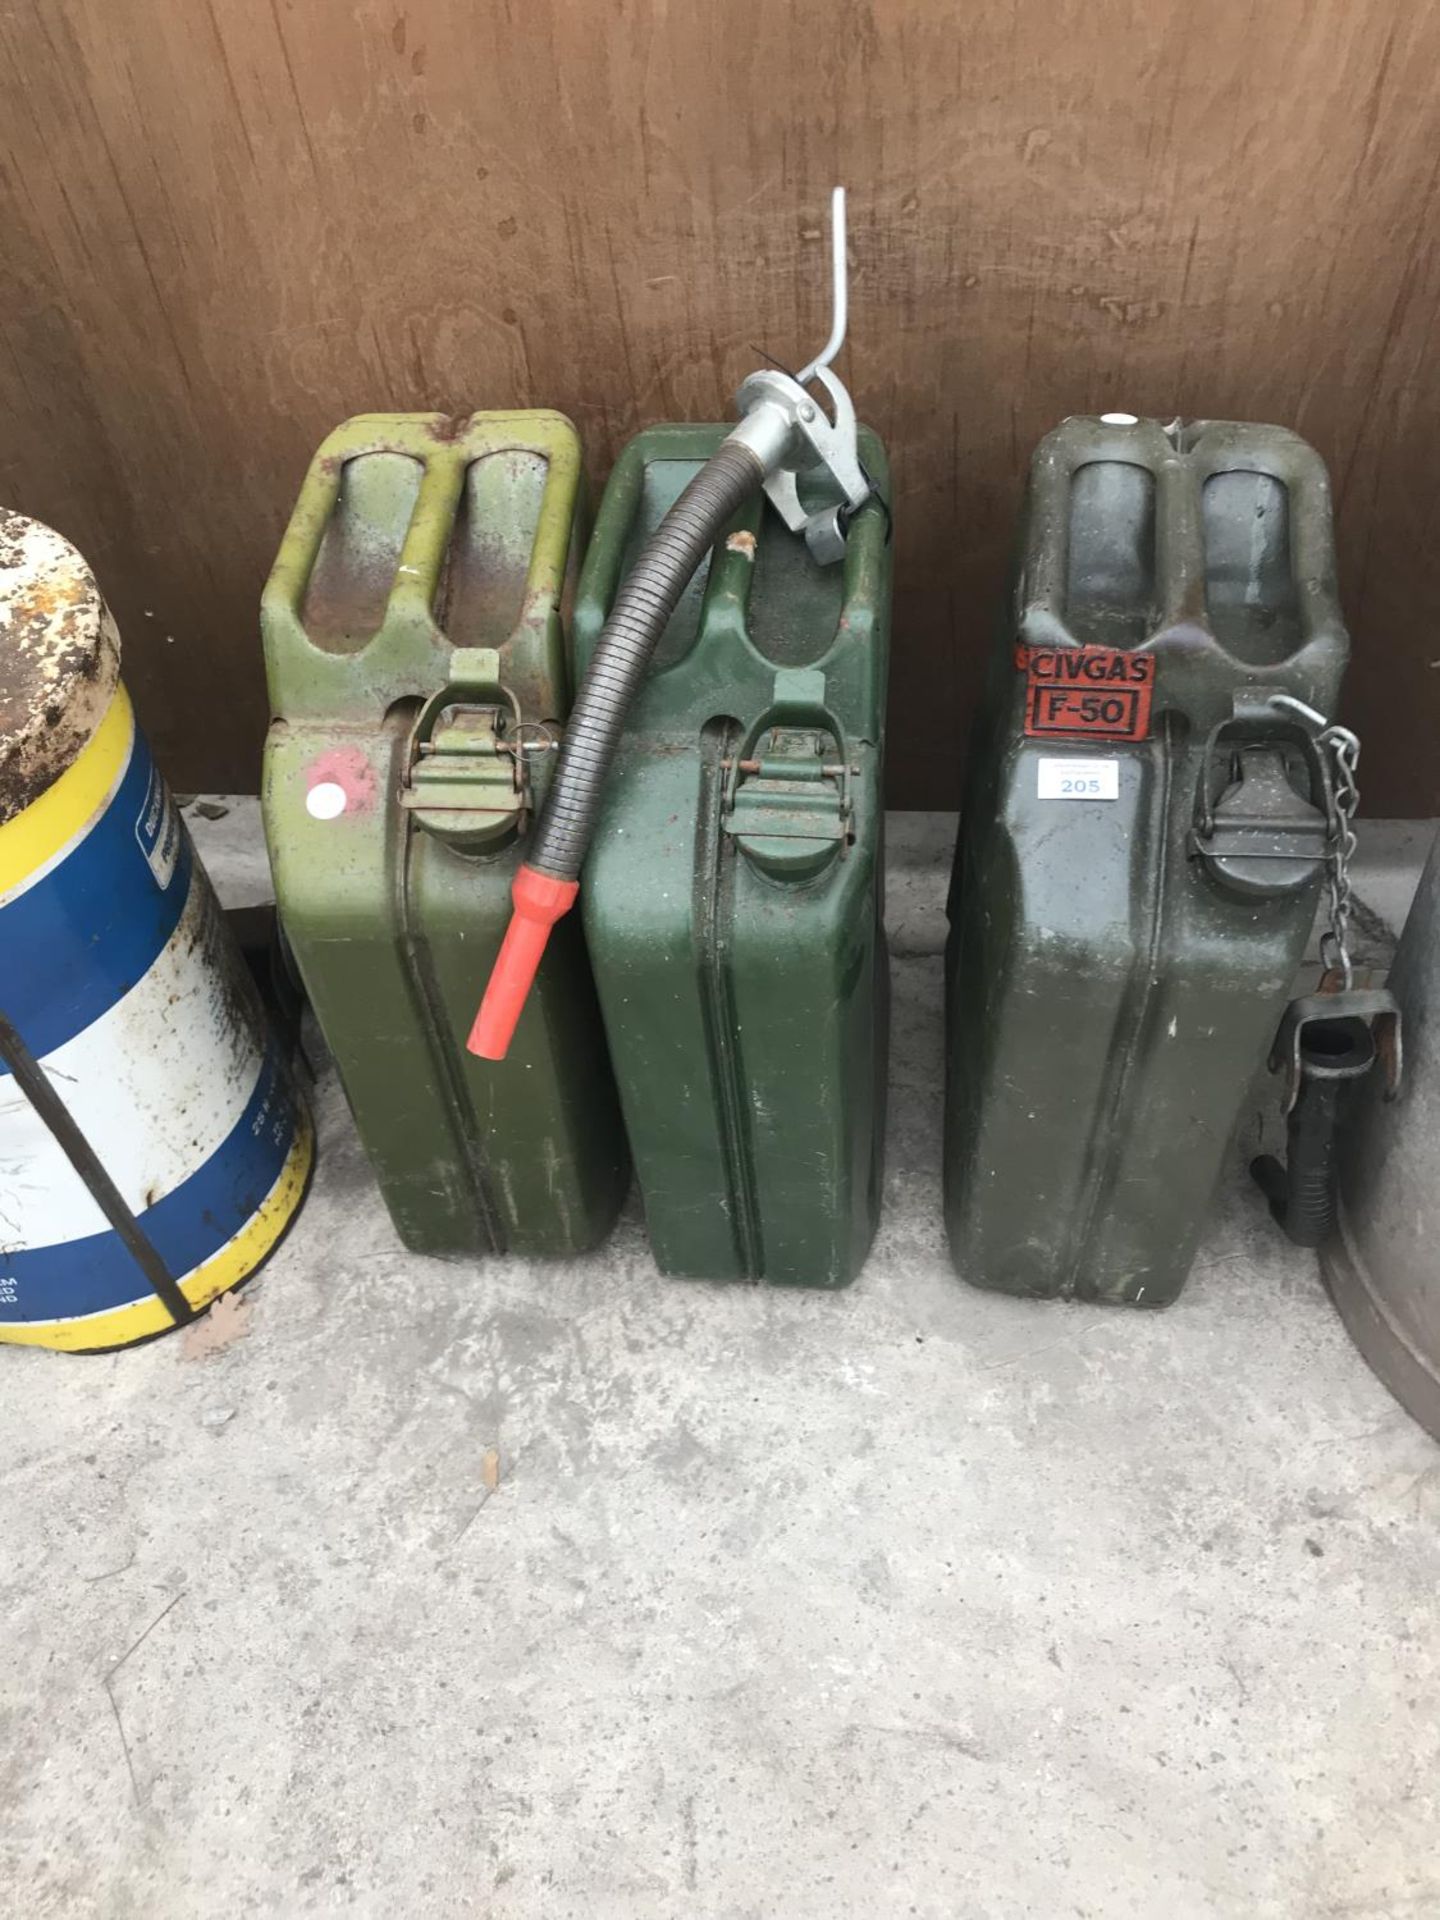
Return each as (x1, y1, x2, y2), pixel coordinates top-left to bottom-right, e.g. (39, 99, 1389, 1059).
(467, 867, 579, 1058)
(468, 441, 766, 1058)
(469, 187, 870, 1061)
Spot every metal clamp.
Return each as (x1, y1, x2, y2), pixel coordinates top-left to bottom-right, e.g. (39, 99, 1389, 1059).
(399, 649, 534, 852)
(720, 667, 855, 878)
(727, 187, 874, 564)
(1269, 987, 1402, 1116)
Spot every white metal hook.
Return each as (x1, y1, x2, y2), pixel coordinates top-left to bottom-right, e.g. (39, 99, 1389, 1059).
(795, 186, 848, 386)
(1267, 693, 1329, 732)
(1267, 692, 1360, 758)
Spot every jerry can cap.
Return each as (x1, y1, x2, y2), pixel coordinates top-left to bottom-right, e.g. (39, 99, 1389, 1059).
(0, 508, 121, 825)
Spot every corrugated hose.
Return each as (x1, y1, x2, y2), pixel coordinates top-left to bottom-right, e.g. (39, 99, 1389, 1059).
(468, 437, 765, 1059)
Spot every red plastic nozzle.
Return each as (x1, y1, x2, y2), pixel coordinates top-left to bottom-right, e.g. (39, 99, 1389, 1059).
(468, 865, 580, 1061)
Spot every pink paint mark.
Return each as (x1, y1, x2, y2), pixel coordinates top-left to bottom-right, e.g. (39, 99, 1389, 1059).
(305, 745, 377, 815)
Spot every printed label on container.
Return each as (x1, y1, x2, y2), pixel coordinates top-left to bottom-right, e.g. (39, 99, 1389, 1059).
(1016, 643, 1155, 741)
(135, 761, 180, 889)
(1036, 757, 1120, 801)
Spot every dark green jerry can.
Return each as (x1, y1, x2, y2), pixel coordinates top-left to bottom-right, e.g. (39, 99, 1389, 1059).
(945, 416, 1349, 1306)
(262, 412, 628, 1255)
(579, 424, 892, 1286)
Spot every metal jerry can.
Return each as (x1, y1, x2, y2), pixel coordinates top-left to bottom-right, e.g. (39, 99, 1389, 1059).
(578, 424, 892, 1286)
(1, 509, 311, 1351)
(262, 412, 628, 1256)
(944, 416, 1349, 1306)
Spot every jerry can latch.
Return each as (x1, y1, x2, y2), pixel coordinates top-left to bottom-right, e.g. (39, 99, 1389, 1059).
(721, 667, 855, 880)
(400, 647, 554, 853)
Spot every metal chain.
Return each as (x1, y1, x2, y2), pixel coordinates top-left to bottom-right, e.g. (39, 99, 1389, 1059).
(1318, 722, 1361, 990)
(1264, 694, 1362, 992)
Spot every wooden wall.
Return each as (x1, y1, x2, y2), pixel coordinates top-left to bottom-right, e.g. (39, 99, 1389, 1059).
(3, 0, 1439, 811)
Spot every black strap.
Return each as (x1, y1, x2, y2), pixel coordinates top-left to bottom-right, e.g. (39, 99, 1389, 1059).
(0, 1010, 196, 1327)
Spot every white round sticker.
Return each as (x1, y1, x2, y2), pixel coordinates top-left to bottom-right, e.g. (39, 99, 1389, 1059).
(306, 780, 347, 821)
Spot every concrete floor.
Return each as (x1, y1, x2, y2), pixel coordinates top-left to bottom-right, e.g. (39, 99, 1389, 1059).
(3, 815, 1439, 1919)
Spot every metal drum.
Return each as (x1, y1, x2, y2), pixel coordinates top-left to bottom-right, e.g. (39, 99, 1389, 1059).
(0, 509, 312, 1351)
(1323, 835, 1440, 1438)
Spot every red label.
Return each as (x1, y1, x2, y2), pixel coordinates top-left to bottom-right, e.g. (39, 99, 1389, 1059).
(1016, 643, 1155, 741)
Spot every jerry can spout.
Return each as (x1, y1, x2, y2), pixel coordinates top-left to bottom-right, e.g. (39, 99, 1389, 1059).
(468, 865, 579, 1059)
(1252, 1016, 1378, 1246)
(471, 188, 876, 1057)
(1252, 988, 1402, 1248)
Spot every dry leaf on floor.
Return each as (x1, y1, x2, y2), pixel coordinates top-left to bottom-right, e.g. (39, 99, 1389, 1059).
(181, 1288, 253, 1360)
(481, 1447, 501, 1492)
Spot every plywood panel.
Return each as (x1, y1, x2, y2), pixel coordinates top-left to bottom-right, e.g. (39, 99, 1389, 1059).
(2, 0, 1438, 811)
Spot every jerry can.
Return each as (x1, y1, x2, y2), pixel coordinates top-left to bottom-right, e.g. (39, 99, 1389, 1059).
(578, 424, 892, 1286)
(262, 412, 628, 1256)
(1, 508, 311, 1350)
(944, 416, 1349, 1306)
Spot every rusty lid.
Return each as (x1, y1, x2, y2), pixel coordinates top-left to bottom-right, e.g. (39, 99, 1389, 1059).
(0, 508, 120, 825)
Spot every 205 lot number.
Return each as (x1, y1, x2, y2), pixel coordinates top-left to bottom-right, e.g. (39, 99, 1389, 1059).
(1035, 757, 1120, 801)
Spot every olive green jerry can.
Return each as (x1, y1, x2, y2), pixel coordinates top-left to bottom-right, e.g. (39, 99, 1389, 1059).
(945, 417, 1349, 1306)
(579, 425, 893, 1286)
(262, 412, 628, 1255)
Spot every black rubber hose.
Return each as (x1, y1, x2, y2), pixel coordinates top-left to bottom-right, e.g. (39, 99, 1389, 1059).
(528, 437, 765, 880)
(1251, 1017, 1375, 1247)
(1260, 1076, 1348, 1248)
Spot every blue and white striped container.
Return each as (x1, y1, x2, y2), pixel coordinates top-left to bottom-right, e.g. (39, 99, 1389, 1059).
(0, 510, 312, 1351)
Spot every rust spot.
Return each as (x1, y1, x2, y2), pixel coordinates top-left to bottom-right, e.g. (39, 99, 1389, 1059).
(181, 1287, 253, 1360)
(497, 215, 518, 241)
(726, 530, 757, 561)
(0, 508, 118, 824)
(426, 415, 466, 443)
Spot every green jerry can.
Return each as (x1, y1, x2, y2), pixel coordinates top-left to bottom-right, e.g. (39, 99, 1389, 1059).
(945, 416, 1350, 1306)
(578, 424, 892, 1286)
(262, 411, 628, 1256)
